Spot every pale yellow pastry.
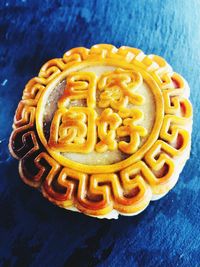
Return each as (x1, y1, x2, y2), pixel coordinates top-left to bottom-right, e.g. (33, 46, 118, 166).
(9, 44, 193, 219)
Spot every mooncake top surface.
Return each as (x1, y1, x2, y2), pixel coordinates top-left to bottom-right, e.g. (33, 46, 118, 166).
(9, 44, 192, 218)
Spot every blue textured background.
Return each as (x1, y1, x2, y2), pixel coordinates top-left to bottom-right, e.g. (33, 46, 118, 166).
(0, 0, 200, 266)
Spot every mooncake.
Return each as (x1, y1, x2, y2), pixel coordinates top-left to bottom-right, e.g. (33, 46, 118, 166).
(9, 44, 193, 219)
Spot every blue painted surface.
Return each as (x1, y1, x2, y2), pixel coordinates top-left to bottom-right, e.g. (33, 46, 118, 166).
(0, 0, 200, 266)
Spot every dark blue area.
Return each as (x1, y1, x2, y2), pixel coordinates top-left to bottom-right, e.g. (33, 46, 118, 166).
(0, 0, 200, 266)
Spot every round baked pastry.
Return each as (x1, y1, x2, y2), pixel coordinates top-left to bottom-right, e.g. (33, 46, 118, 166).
(9, 44, 193, 219)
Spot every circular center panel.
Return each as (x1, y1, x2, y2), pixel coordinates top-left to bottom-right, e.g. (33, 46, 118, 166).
(36, 62, 164, 173)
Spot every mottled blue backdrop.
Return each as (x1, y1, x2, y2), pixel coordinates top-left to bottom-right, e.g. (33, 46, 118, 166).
(0, 0, 200, 266)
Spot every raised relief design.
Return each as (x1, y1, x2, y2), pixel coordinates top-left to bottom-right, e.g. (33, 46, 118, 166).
(117, 109, 147, 154)
(48, 107, 97, 153)
(98, 68, 144, 110)
(95, 108, 122, 153)
(58, 72, 97, 109)
(9, 44, 192, 218)
(48, 69, 146, 155)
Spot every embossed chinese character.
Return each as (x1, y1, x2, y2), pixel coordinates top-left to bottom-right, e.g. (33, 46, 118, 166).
(95, 108, 122, 153)
(98, 69, 144, 111)
(48, 107, 97, 153)
(58, 72, 97, 109)
(117, 109, 147, 154)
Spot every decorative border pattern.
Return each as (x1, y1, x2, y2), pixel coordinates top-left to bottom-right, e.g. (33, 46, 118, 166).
(9, 44, 192, 217)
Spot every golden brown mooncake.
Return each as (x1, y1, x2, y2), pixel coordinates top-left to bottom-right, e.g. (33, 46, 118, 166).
(9, 44, 193, 219)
